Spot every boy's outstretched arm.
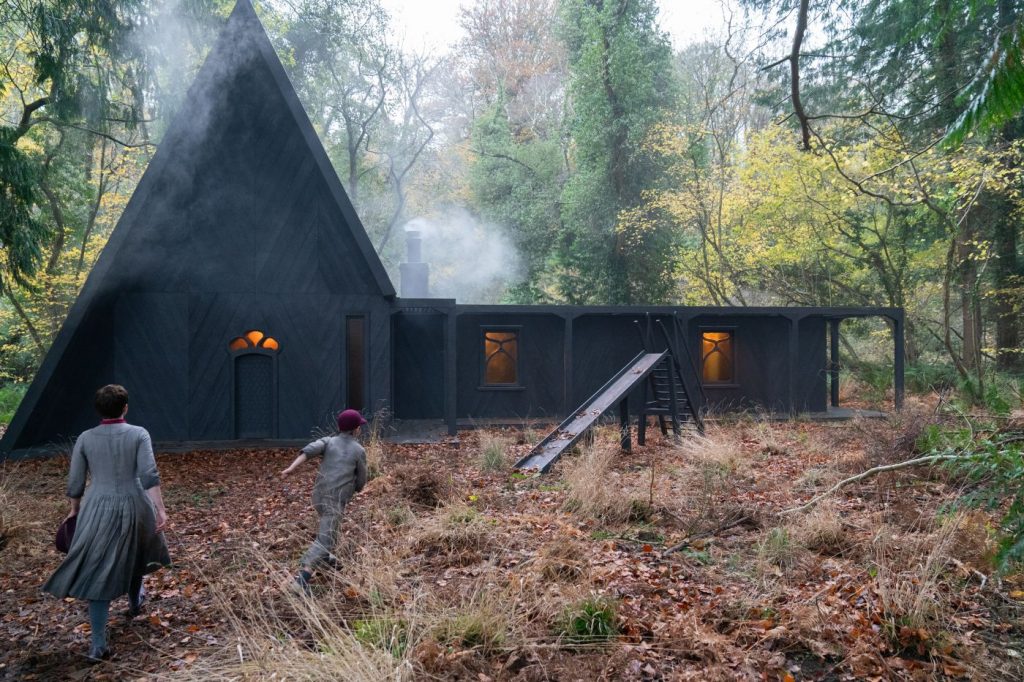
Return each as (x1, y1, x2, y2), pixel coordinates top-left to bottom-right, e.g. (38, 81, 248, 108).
(281, 452, 308, 477)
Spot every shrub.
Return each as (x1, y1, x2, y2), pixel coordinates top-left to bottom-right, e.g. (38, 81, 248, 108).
(871, 519, 960, 652)
(477, 432, 509, 472)
(437, 608, 507, 653)
(384, 505, 414, 527)
(757, 527, 802, 570)
(557, 596, 618, 645)
(791, 504, 847, 555)
(562, 440, 635, 523)
(947, 435, 1024, 571)
(0, 383, 26, 426)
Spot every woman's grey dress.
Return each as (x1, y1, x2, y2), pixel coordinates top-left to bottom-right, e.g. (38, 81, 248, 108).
(43, 423, 171, 601)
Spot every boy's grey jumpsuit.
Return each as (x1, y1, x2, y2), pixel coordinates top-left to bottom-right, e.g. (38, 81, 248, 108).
(299, 432, 367, 568)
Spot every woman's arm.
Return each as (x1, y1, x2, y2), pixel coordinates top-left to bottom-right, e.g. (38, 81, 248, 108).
(135, 429, 167, 530)
(147, 486, 168, 531)
(66, 436, 87, 518)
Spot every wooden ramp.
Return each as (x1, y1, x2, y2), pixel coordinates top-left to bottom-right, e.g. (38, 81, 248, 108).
(514, 351, 667, 474)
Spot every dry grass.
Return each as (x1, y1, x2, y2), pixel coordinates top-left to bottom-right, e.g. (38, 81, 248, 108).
(672, 423, 752, 534)
(182, 554, 423, 681)
(871, 514, 962, 637)
(0, 466, 33, 553)
(789, 502, 848, 555)
(412, 503, 492, 562)
(431, 578, 531, 655)
(674, 422, 747, 476)
(536, 539, 589, 582)
(363, 410, 388, 480)
(756, 526, 806, 574)
(477, 431, 511, 472)
(562, 438, 636, 524)
(794, 465, 840, 492)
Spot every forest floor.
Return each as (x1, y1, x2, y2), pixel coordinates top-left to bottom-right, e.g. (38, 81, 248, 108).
(2, 402, 1024, 681)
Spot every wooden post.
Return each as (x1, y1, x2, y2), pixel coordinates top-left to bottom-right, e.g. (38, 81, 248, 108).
(830, 318, 840, 408)
(619, 397, 631, 452)
(667, 358, 681, 441)
(788, 315, 800, 416)
(563, 314, 573, 418)
(893, 314, 905, 411)
(445, 307, 457, 436)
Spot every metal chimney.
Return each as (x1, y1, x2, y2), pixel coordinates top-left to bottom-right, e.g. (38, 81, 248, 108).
(400, 230, 430, 298)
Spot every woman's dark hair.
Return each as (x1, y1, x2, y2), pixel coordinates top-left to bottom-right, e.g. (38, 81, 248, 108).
(94, 384, 129, 418)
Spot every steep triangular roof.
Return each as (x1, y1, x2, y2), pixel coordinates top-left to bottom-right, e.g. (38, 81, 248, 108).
(1, 0, 394, 456)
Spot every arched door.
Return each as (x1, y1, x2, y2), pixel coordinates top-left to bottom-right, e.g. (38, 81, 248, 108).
(229, 331, 280, 439)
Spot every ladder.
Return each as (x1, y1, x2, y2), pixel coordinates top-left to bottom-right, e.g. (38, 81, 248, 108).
(634, 316, 704, 442)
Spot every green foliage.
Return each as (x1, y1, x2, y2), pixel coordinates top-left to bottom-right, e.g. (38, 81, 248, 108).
(352, 617, 408, 657)
(905, 363, 961, 394)
(0, 384, 26, 425)
(947, 435, 1024, 571)
(945, 18, 1024, 145)
(915, 423, 973, 454)
(556, 0, 680, 304)
(954, 373, 1022, 415)
(468, 101, 564, 302)
(478, 433, 508, 472)
(557, 596, 618, 644)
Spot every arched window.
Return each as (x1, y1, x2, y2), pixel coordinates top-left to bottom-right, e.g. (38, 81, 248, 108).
(229, 330, 280, 353)
(701, 330, 734, 384)
(482, 328, 520, 386)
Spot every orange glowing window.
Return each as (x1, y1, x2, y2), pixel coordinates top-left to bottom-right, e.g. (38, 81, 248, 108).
(229, 330, 280, 353)
(484, 330, 518, 385)
(701, 331, 734, 384)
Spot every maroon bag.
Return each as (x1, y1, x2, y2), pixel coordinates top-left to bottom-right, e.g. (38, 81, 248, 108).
(55, 515, 77, 553)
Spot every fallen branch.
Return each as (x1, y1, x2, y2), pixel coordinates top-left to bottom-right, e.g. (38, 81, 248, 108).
(780, 452, 963, 515)
(663, 513, 754, 556)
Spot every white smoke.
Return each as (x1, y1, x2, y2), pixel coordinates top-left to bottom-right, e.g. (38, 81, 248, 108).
(404, 210, 522, 304)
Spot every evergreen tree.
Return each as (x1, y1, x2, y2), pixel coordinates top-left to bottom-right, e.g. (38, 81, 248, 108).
(468, 99, 565, 302)
(556, 0, 679, 304)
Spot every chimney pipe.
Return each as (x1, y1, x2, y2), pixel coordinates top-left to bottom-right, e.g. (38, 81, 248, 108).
(400, 230, 430, 298)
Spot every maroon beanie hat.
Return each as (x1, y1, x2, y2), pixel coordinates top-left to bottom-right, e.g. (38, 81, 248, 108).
(337, 409, 368, 432)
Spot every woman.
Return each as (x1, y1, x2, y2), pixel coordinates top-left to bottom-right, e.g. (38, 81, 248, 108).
(43, 384, 171, 660)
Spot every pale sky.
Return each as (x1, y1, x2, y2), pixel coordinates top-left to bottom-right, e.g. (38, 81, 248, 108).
(379, 0, 737, 52)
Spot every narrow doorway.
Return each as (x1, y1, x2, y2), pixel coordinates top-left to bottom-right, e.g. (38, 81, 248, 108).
(346, 316, 366, 412)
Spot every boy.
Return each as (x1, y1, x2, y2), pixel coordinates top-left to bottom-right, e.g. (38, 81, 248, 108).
(281, 408, 368, 594)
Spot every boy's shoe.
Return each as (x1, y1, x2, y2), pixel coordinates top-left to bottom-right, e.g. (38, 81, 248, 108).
(288, 570, 313, 597)
(128, 587, 146, 617)
(86, 645, 112, 662)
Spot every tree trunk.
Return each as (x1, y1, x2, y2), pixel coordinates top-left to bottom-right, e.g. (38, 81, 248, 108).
(994, 0, 1023, 372)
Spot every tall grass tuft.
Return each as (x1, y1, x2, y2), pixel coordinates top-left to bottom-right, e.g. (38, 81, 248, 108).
(183, 552, 424, 681)
(363, 408, 389, 479)
(477, 431, 510, 472)
(557, 595, 619, 645)
(562, 438, 635, 523)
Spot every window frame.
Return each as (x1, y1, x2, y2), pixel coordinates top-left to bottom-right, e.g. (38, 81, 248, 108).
(479, 325, 524, 391)
(699, 326, 738, 388)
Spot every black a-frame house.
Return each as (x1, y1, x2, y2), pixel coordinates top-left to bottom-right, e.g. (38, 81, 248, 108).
(1, 0, 906, 459)
(1, 0, 396, 454)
